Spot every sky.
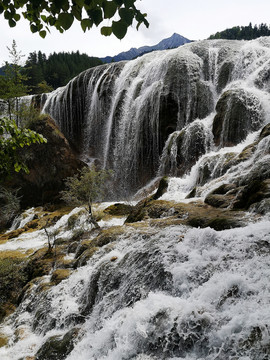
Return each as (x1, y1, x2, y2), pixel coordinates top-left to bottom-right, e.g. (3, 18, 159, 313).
(1, 0, 270, 65)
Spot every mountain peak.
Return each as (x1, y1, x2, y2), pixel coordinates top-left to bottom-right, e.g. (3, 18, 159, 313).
(101, 33, 191, 63)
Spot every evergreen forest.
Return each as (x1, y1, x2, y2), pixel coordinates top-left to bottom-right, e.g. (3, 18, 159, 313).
(0, 50, 102, 94)
(209, 23, 270, 40)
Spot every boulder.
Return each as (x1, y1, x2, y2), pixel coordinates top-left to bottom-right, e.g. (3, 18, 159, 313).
(213, 89, 264, 147)
(161, 122, 209, 177)
(35, 328, 79, 360)
(104, 203, 134, 216)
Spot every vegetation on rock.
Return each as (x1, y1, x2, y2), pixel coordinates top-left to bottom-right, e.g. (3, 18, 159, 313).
(61, 166, 113, 228)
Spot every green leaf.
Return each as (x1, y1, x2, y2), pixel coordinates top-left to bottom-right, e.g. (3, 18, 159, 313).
(8, 19, 16, 27)
(136, 12, 149, 30)
(71, 5, 82, 21)
(39, 30, 47, 38)
(57, 12, 74, 30)
(119, 7, 134, 26)
(75, 0, 85, 7)
(30, 24, 38, 33)
(91, 8, 103, 26)
(13, 13, 20, 21)
(14, 162, 21, 172)
(112, 20, 127, 39)
(4, 10, 11, 19)
(103, 1, 117, 19)
(124, 0, 135, 7)
(114, 0, 124, 5)
(101, 26, 112, 36)
(81, 18, 93, 32)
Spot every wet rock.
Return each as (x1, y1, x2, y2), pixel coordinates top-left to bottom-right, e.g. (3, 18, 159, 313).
(125, 199, 245, 230)
(125, 200, 148, 223)
(204, 194, 234, 208)
(249, 199, 270, 214)
(104, 203, 134, 216)
(233, 179, 270, 210)
(213, 89, 264, 147)
(204, 183, 237, 208)
(196, 153, 236, 186)
(36, 328, 79, 360)
(186, 187, 197, 199)
(50, 269, 71, 285)
(152, 177, 169, 199)
(161, 122, 210, 177)
(217, 61, 235, 92)
(186, 216, 242, 230)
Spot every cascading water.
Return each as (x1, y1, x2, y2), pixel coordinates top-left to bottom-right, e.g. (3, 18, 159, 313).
(1, 215, 269, 359)
(1, 38, 270, 359)
(41, 37, 270, 196)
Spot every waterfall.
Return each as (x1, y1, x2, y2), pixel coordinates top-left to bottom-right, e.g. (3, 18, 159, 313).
(41, 38, 270, 197)
(1, 37, 270, 360)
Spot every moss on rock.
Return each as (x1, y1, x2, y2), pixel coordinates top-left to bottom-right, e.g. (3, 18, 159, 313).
(50, 269, 71, 285)
(104, 203, 134, 216)
(35, 328, 80, 360)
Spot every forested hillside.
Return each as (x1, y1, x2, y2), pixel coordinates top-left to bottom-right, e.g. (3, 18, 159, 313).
(24, 51, 102, 93)
(209, 22, 270, 40)
(1, 51, 102, 94)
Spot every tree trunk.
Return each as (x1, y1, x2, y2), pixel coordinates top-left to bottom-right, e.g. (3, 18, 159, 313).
(88, 203, 100, 229)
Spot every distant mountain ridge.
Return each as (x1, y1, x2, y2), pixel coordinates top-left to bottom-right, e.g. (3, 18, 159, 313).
(101, 33, 191, 63)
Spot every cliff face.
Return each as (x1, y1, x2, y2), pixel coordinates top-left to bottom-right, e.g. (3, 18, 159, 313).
(42, 38, 270, 198)
(6, 115, 84, 208)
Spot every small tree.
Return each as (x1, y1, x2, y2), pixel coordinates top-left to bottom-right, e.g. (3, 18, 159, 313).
(60, 166, 113, 228)
(0, 40, 28, 122)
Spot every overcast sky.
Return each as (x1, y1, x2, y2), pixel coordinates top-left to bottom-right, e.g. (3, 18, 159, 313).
(1, 0, 270, 64)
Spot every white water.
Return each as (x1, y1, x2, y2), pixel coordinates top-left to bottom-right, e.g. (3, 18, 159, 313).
(0, 206, 126, 252)
(1, 215, 269, 359)
(1, 38, 270, 359)
(40, 38, 270, 196)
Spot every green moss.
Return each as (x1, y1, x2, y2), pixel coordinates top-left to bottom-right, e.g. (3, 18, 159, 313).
(0, 334, 9, 348)
(0, 253, 28, 321)
(207, 217, 241, 230)
(51, 269, 71, 285)
(104, 203, 134, 216)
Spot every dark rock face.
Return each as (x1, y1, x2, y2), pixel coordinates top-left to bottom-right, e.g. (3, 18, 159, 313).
(203, 123, 270, 211)
(35, 328, 79, 360)
(161, 121, 211, 177)
(213, 89, 264, 147)
(7, 116, 84, 208)
(40, 38, 270, 199)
